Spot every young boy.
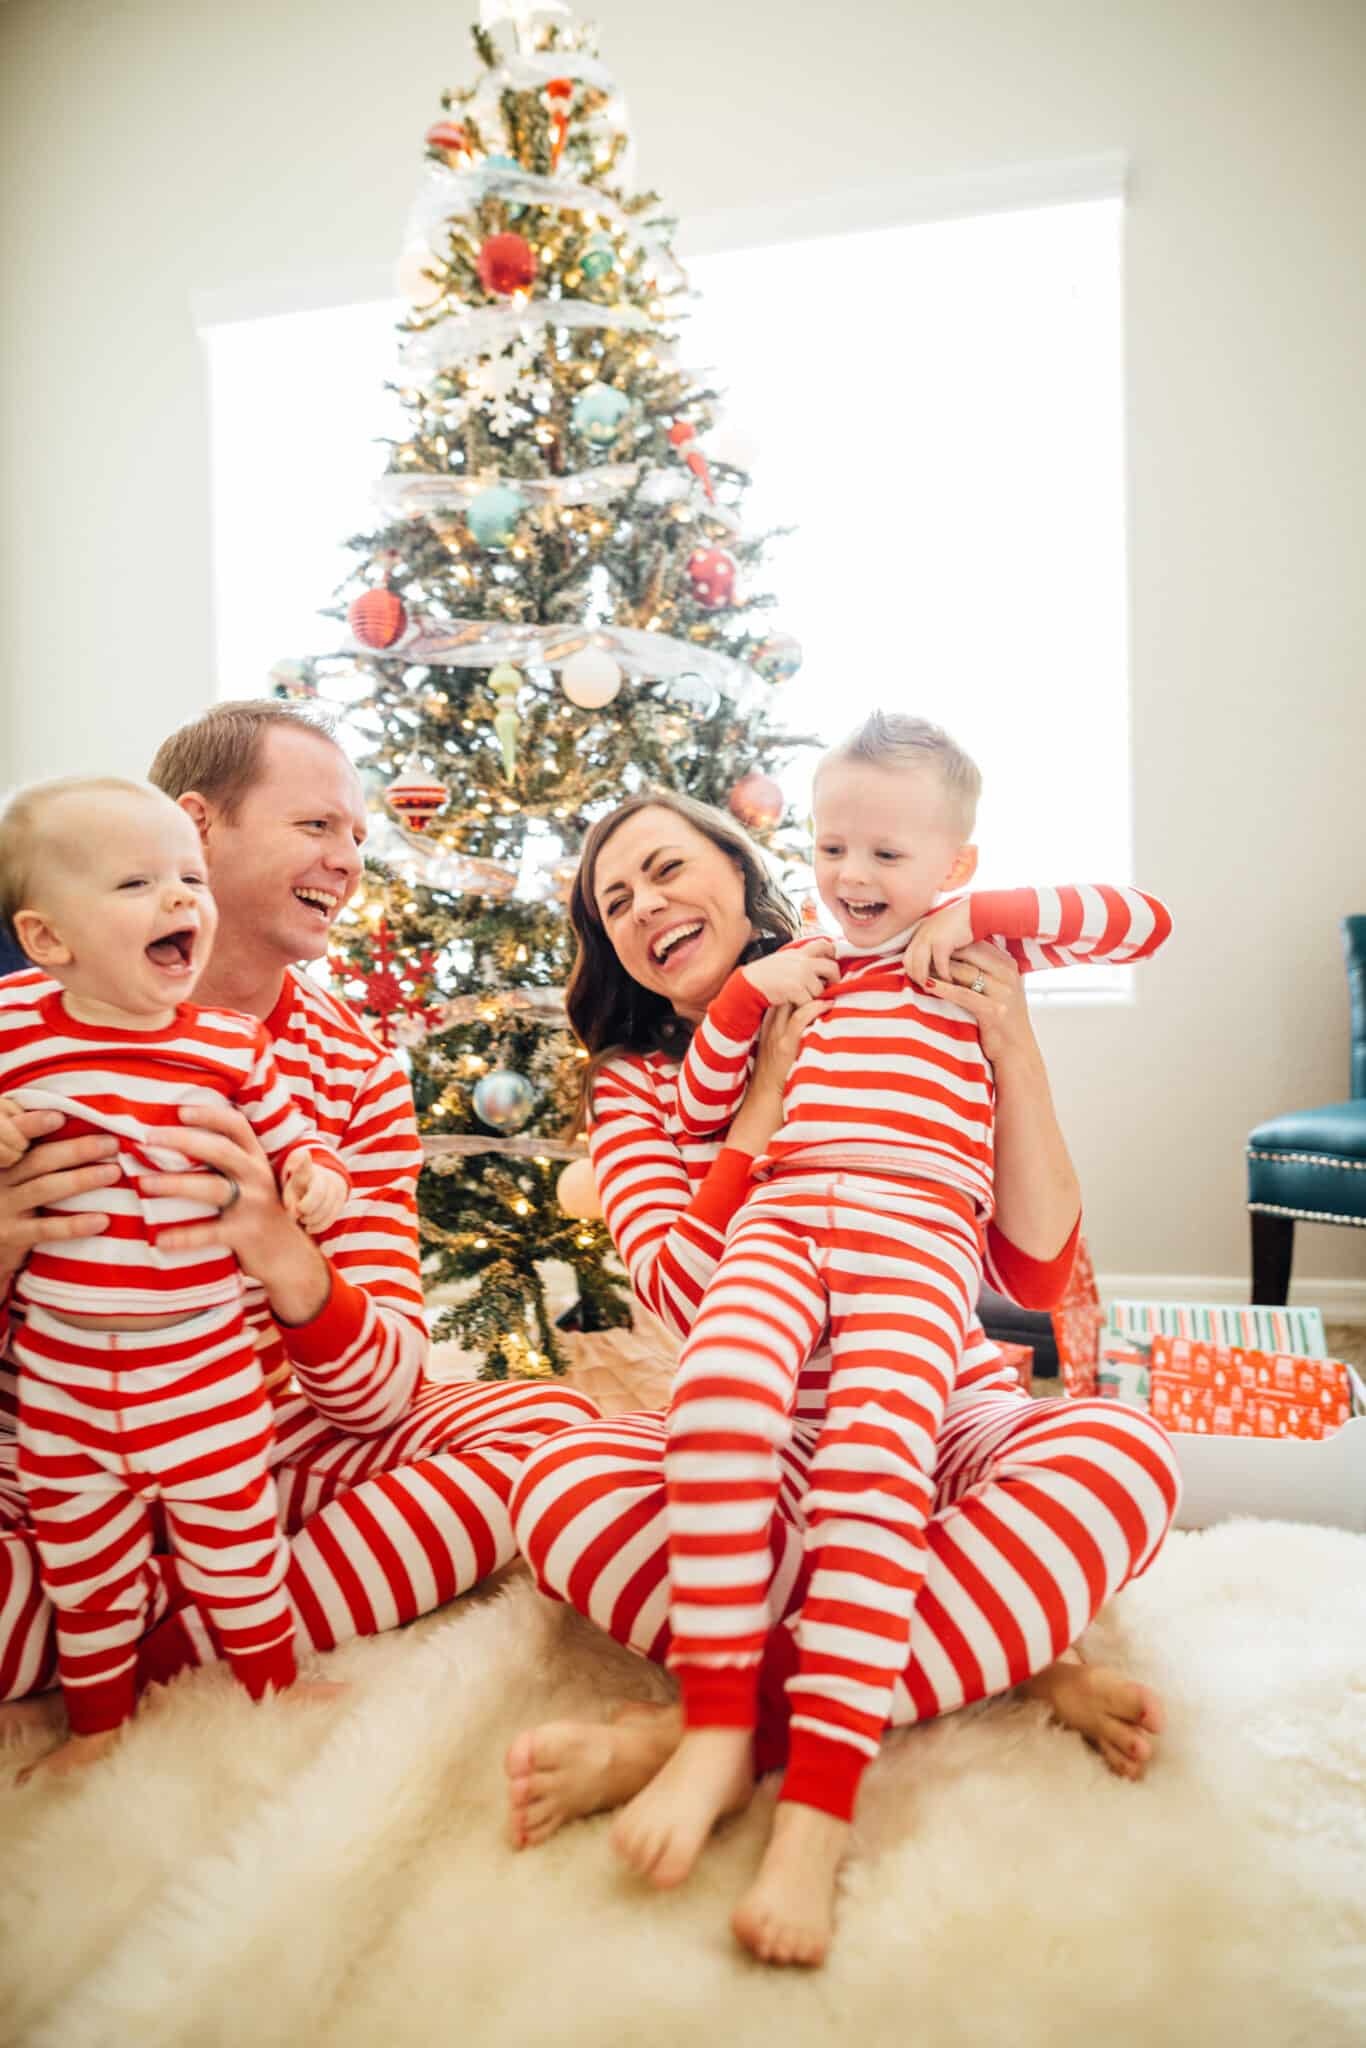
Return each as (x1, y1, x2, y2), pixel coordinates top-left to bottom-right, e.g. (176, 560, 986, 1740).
(610, 711, 1172, 1965)
(0, 775, 350, 1774)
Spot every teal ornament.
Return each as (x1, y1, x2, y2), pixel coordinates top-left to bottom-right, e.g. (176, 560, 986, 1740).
(753, 633, 803, 685)
(581, 232, 615, 281)
(572, 381, 632, 446)
(467, 483, 528, 549)
(473, 1068, 535, 1132)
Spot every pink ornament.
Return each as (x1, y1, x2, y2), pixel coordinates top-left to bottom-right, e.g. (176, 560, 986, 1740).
(728, 771, 784, 832)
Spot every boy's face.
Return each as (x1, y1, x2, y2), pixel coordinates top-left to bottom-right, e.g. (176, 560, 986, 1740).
(17, 790, 217, 1021)
(812, 761, 976, 949)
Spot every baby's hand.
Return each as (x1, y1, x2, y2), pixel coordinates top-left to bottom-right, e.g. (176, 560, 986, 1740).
(281, 1154, 348, 1234)
(741, 939, 839, 1009)
(0, 1097, 32, 1170)
(904, 899, 975, 989)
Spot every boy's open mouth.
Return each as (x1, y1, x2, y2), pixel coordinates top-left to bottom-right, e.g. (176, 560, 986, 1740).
(839, 899, 888, 925)
(145, 929, 196, 971)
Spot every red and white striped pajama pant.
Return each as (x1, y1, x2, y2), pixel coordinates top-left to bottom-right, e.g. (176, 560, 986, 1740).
(513, 1341, 1182, 1810)
(0, 1369, 600, 1705)
(665, 1171, 984, 1820)
(14, 1303, 295, 1734)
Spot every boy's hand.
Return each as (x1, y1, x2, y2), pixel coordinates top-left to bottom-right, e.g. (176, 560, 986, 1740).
(741, 940, 839, 1009)
(0, 1098, 31, 1169)
(904, 899, 975, 989)
(281, 1154, 348, 1234)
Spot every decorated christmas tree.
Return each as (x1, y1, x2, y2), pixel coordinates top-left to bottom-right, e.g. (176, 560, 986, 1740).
(274, 1, 811, 1378)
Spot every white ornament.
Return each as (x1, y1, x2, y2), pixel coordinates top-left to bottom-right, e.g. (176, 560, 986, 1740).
(395, 244, 444, 308)
(560, 646, 622, 709)
(557, 1156, 603, 1219)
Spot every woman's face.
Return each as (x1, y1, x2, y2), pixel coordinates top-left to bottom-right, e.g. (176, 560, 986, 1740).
(591, 805, 752, 1021)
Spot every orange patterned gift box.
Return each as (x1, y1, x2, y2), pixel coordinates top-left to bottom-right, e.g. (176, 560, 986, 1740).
(1149, 1335, 1352, 1440)
(1050, 1238, 1103, 1397)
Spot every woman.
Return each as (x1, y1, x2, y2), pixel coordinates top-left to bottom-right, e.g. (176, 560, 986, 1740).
(507, 792, 1179, 1930)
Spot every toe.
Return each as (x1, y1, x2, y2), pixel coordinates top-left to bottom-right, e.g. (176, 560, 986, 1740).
(505, 1730, 535, 1781)
(1137, 1690, 1166, 1735)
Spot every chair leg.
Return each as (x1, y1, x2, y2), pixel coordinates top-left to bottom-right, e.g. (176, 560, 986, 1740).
(1250, 1210, 1295, 1305)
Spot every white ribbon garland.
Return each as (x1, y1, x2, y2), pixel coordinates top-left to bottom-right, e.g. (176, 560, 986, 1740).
(423, 1133, 584, 1163)
(405, 165, 684, 292)
(401, 297, 653, 377)
(371, 465, 738, 533)
(369, 618, 755, 697)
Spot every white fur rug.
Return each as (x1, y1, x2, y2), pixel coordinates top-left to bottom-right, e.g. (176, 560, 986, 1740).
(3, 1521, 1365, 2048)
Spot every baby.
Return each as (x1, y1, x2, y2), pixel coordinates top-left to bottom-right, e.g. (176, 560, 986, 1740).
(0, 776, 350, 1776)
(610, 712, 1172, 1965)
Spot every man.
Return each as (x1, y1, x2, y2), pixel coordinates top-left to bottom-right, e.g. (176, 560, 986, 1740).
(0, 701, 597, 1727)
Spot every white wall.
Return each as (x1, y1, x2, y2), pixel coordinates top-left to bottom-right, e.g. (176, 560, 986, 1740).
(3, 0, 1365, 1298)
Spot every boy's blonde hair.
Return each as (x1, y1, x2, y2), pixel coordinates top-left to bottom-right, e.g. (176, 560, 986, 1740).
(0, 776, 172, 930)
(818, 710, 982, 837)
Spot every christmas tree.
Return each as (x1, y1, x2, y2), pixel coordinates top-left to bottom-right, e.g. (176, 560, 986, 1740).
(275, 1, 811, 1378)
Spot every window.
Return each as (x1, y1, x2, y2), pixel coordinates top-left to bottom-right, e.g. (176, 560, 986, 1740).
(202, 188, 1129, 992)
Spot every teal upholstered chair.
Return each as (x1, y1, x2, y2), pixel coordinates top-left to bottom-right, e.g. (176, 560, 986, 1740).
(1247, 916, 1366, 1302)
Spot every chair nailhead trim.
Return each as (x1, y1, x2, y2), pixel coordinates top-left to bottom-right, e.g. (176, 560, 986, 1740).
(1246, 1149, 1366, 1171)
(1247, 1201, 1366, 1227)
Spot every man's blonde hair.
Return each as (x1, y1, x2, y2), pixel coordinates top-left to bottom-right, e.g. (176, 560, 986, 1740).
(148, 698, 340, 819)
(0, 776, 173, 930)
(818, 710, 982, 836)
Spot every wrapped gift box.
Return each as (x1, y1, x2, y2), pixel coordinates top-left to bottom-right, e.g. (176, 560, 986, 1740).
(1050, 1238, 1104, 1398)
(994, 1342, 1034, 1395)
(1148, 1335, 1352, 1440)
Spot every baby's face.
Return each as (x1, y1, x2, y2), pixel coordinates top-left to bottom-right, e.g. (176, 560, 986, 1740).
(812, 762, 971, 949)
(32, 791, 217, 1020)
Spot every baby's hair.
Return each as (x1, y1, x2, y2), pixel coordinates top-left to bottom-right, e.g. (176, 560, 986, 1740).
(0, 775, 171, 931)
(818, 710, 982, 836)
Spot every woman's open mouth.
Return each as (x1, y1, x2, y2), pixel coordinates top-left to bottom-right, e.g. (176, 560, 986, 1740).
(649, 919, 706, 972)
(145, 929, 197, 974)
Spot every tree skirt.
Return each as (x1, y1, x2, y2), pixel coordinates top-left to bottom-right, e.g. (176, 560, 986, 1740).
(3, 1521, 1364, 2048)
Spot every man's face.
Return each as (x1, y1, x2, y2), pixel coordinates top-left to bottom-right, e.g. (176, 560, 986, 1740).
(195, 727, 367, 967)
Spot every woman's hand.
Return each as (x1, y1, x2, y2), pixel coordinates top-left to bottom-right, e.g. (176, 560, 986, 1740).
(729, 997, 826, 1155)
(741, 939, 838, 1009)
(141, 1101, 332, 1326)
(0, 1114, 121, 1288)
(917, 940, 1038, 1067)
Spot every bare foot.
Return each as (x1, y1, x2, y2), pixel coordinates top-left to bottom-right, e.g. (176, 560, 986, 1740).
(732, 1800, 850, 1967)
(16, 1725, 122, 1785)
(0, 1692, 65, 1746)
(504, 1703, 684, 1850)
(1024, 1651, 1165, 1781)
(609, 1725, 754, 1887)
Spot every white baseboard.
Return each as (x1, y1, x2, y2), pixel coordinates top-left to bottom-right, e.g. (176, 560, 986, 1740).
(1097, 1274, 1366, 1326)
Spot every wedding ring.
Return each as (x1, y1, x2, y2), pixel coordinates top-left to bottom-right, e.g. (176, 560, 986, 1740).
(219, 1172, 242, 1213)
(969, 972, 989, 995)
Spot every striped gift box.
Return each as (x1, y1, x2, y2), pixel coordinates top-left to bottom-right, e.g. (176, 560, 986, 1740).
(1105, 1300, 1328, 1359)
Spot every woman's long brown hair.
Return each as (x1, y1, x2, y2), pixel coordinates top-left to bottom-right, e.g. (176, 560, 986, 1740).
(565, 789, 800, 1124)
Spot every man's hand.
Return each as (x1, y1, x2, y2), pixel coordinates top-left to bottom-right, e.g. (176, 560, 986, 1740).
(142, 1101, 332, 1326)
(903, 899, 974, 989)
(281, 1154, 348, 1235)
(0, 1115, 120, 1287)
(742, 939, 839, 1009)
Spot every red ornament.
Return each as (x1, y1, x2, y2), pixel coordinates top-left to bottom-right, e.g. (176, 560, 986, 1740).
(477, 232, 537, 297)
(385, 758, 450, 833)
(668, 420, 715, 502)
(728, 771, 784, 832)
(425, 120, 469, 160)
(687, 547, 736, 609)
(349, 588, 408, 649)
(545, 76, 574, 171)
